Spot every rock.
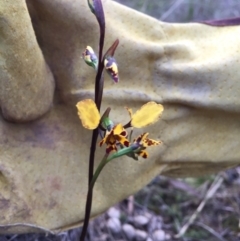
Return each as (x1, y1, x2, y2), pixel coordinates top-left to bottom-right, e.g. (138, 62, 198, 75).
(148, 216, 163, 233)
(122, 224, 136, 240)
(152, 229, 165, 241)
(107, 217, 121, 234)
(165, 233, 171, 240)
(133, 215, 149, 227)
(107, 207, 120, 219)
(144, 212, 153, 219)
(135, 229, 148, 241)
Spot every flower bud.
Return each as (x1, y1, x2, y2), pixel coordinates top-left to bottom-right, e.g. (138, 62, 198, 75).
(82, 46, 98, 70)
(104, 56, 119, 83)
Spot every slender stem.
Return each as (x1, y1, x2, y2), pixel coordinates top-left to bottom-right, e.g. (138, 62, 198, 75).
(80, 35, 103, 241)
(95, 1, 105, 110)
(80, 145, 136, 240)
(89, 154, 108, 190)
(88, 129, 98, 185)
(80, 1, 106, 239)
(108, 146, 136, 161)
(80, 26, 104, 241)
(88, 147, 137, 193)
(80, 154, 114, 240)
(80, 127, 99, 240)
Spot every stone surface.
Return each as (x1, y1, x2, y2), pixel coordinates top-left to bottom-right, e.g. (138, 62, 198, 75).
(122, 223, 136, 240)
(107, 218, 121, 234)
(107, 207, 121, 219)
(164, 233, 171, 240)
(148, 216, 163, 233)
(135, 229, 148, 241)
(152, 229, 165, 241)
(146, 238, 153, 241)
(134, 215, 149, 227)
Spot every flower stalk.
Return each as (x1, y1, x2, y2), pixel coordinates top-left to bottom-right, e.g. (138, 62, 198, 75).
(78, 1, 163, 240)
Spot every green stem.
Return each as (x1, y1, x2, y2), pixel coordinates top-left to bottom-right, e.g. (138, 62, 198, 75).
(107, 146, 136, 161)
(89, 154, 108, 190)
(90, 147, 135, 191)
(80, 146, 136, 241)
(88, 147, 136, 192)
(80, 154, 108, 241)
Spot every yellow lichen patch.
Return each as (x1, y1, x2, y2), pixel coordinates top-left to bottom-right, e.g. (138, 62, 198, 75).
(76, 99, 100, 129)
(130, 102, 164, 128)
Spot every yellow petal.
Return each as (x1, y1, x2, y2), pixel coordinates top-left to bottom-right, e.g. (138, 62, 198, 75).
(76, 99, 100, 129)
(131, 102, 164, 128)
(112, 123, 127, 136)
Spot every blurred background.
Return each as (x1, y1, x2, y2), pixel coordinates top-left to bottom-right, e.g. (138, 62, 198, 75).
(2, 1, 240, 241)
(115, 0, 240, 22)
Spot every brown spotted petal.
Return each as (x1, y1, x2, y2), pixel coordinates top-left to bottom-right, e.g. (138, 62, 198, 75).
(132, 133, 162, 158)
(137, 150, 148, 159)
(99, 123, 130, 153)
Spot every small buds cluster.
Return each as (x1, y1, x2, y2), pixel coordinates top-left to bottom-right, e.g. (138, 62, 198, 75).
(82, 46, 119, 83)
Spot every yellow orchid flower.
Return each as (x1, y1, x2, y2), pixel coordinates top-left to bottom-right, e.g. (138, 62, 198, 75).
(76, 99, 163, 154)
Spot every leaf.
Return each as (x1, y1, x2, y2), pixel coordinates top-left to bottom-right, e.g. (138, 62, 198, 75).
(100, 107, 114, 131)
(104, 39, 119, 57)
(131, 102, 164, 128)
(76, 99, 100, 129)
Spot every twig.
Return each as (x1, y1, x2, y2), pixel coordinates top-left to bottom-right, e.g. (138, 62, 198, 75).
(7, 234, 18, 241)
(194, 221, 228, 241)
(175, 174, 224, 238)
(140, 0, 150, 13)
(161, 0, 184, 21)
(127, 195, 134, 215)
(174, 218, 188, 241)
